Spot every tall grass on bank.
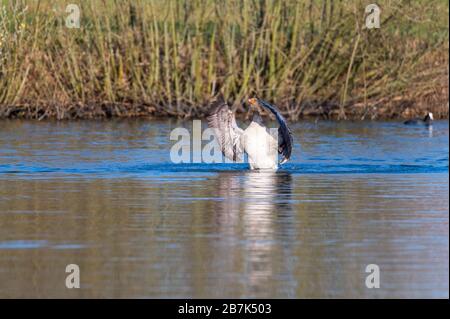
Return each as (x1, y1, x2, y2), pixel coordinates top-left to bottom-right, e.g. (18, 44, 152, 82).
(0, 0, 448, 120)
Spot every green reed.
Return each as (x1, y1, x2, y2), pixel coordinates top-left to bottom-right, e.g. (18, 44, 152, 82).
(0, 0, 448, 120)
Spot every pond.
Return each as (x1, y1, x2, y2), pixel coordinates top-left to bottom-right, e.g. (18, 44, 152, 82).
(0, 119, 448, 298)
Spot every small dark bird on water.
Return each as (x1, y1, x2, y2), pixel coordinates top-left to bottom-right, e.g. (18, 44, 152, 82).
(404, 112, 434, 126)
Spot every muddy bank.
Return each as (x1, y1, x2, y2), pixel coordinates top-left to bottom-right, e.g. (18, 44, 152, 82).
(1, 87, 447, 121)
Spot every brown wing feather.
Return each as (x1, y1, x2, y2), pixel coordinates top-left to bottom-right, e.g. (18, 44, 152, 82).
(207, 98, 244, 162)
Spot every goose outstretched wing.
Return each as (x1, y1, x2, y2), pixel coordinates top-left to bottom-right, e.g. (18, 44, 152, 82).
(207, 97, 245, 162)
(256, 98, 293, 164)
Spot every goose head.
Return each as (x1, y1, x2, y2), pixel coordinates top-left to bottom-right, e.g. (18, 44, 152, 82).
(247, 98, 264, 124)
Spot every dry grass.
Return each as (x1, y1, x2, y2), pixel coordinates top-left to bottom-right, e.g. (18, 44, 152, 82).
(0, 0, 448, 120)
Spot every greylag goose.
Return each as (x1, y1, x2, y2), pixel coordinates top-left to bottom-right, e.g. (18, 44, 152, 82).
(207, 96, 293, 170)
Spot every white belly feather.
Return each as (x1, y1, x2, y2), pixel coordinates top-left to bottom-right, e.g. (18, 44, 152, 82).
(242, 122, 278, 170)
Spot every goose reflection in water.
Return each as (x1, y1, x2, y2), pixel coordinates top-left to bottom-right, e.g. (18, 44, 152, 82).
(212, 171, 295, 297)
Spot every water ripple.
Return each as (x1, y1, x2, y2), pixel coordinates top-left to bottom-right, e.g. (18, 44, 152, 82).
(0, 161, 447, 178)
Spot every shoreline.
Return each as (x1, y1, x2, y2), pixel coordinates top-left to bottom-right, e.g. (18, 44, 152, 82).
(1, 97, 448, 121)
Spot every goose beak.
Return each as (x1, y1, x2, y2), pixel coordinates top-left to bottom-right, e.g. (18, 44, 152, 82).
(248, 98, 258, 108)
